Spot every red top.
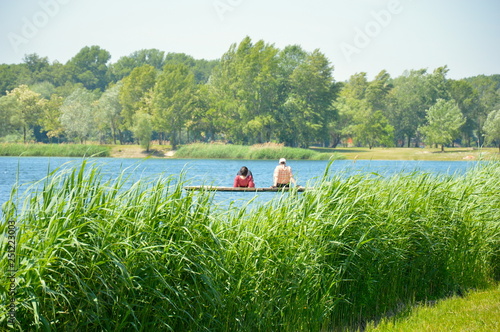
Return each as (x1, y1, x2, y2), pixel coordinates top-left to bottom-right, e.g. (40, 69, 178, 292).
(233, 175, 255, 188)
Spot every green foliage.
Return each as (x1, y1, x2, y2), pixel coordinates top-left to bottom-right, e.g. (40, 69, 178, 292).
(387, 68, 449, 147)
(334, 72, 394, 149)
(208, 37, 281, 144)
(1, 161, 498, 330)
(353, 110, 395, 149)
(153, 63, 195, 149)
(6, 85, 47, 143)
(0, 64, 29, 96)
(449, 79, 480, 146)
(419, 99, 466, 151)
(174, 143, 340, 160)
(0, 95, 18, 137)
(0, 143, 110, 157)
(164, 52, 218, 84)
(95, 83, 123, 144)
(464, 75, 500, 146)
(59, 88, 98, 143)
(40, 94, 64, 141)
(119, 65, 157, 129)
(132, 112, 153, 151)
(483, 109, 500, 151)
(285, 49, 336, 147)
(110, 49, 166, 81)
(66, 45, 111, 91)
(0, 44, 499, 149)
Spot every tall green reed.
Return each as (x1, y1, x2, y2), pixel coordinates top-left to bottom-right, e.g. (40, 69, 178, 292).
(1, 161, 498, 331)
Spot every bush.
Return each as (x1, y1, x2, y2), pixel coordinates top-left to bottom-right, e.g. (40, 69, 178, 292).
(175, 143, 345, 160)
(0, 143, 110, 157)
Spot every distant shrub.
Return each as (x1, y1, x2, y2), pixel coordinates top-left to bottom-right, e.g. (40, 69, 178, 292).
(175, 143, 345, 160)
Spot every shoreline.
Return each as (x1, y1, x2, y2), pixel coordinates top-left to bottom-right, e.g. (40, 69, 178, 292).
(0, 143, 498, 161)
(113, 145, 499, 161)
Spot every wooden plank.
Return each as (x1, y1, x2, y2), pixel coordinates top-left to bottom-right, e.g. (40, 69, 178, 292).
(183, 186, 307, 192)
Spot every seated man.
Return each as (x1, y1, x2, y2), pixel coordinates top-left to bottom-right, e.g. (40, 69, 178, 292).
(273, 158, 295, 187)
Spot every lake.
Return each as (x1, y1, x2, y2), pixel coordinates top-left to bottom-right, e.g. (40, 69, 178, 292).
(0, 157, 480, 208)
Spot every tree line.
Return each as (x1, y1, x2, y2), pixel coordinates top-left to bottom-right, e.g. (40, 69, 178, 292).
(1, 37, 500, 151)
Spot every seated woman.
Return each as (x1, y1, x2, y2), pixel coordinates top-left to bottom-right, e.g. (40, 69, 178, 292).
(234, 166, 255, 188)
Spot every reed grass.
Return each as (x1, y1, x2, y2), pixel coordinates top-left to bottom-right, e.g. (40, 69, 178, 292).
(0, 143, 111, 157)
(174, 142, 341, 160)
(1, 161, 499, 330)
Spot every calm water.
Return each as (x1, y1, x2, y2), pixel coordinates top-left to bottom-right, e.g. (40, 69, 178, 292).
(0, 157, 480, 208)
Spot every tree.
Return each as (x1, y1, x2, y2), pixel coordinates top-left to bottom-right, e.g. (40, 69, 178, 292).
(0, 64, 30, 96)
(119, 65, 157, 130)
(165, 53, 219, 84)
(333, 93, 393, 149)
(332, 72, 393, 149)
(354, 110, 394, 149)
(342, 72, 368, 99)
(31, 81, 56, 99)
(6, 85, 47, 143)
(285, 49, 336, 147)
(132, 111, 153, 152)
(41, 94, 64, 142)
(208, 37, 280, 144)
(483, 109, 500, 152)
(23, 53, 50, 83)
(0, 95, 18, 138)
(448, 79, 480, 146)
(47, 61, 73, 87)
(185, 84, 221, 142)
(365, 70, 392, 112)
(467, 75, 500, 146)
(96, 83, 123, 144)
(387, 68, 450, 147)
(110, 49, 165, 81)
(66, 46, 111, 91)
(343, 96, 394, 149)
(273, 45, 308, 145)
(419, 99, 465, 152)
(60, 88, 97, 143)
(153, 63, 195, 150)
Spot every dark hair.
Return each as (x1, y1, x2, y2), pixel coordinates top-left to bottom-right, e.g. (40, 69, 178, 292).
(239, 166, 248, 176)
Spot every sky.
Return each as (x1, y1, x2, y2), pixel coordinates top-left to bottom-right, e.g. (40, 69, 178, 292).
(0, 0, 499, 81)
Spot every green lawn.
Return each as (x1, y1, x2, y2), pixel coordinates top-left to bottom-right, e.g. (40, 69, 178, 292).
(311, 147, 499, 161)
(366, 285, 500, 332)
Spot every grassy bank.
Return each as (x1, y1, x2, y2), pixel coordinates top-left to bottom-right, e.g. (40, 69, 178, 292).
(366, 284, 500, 331)
(3, 143, 499, 161)
(1, 161, 499, 330)
(0, 143, 111, 157)
(175, 142, 343, 160)
(313, 147, 500, 161)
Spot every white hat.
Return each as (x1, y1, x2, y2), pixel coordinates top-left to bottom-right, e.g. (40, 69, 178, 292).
(279, 158, 286, 164)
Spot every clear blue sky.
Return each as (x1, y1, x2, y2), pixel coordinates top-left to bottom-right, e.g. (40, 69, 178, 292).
(1, 0, 499, 81)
